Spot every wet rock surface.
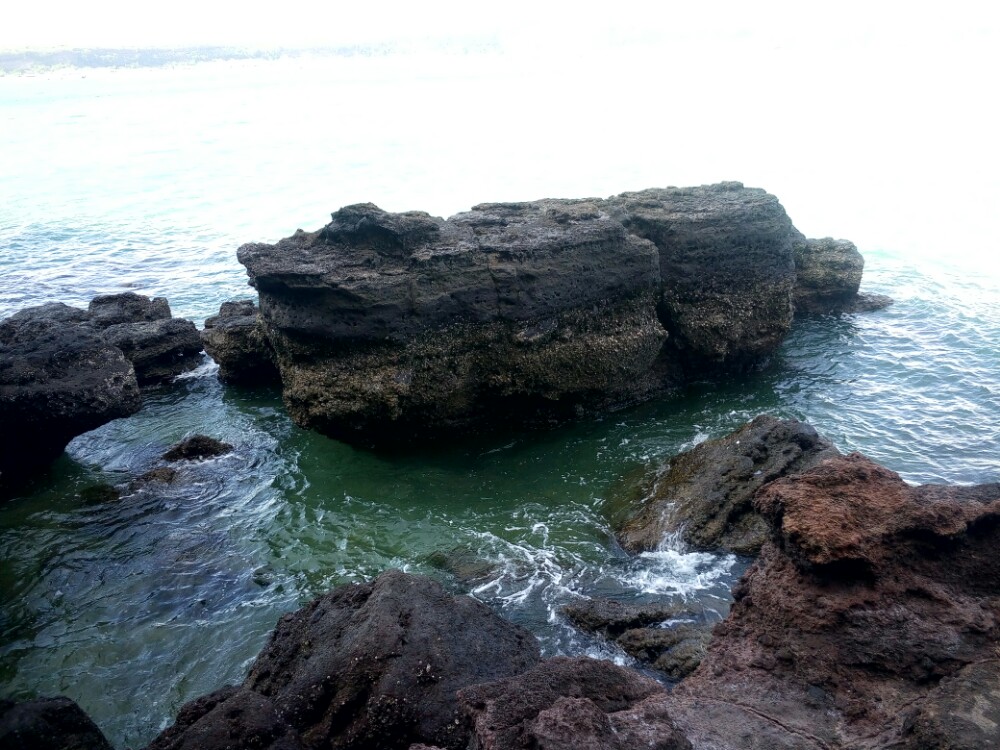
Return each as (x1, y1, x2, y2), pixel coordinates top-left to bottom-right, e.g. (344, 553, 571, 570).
(162, 435, 233, 462)
(230, 184, 875, 444)
(201, 299, 279, 385)
(145, 570, 541, 750)
(562, 598, 715, 679)
(793, 237, 865, 315)
(668, 453, 1000, 749)
(0, 292, 204, 491)
(616, 415, 839, 555)
(0, 695, 113, 750)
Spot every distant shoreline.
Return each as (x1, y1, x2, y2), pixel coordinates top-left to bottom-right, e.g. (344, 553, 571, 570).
(0, 45, 395, 75)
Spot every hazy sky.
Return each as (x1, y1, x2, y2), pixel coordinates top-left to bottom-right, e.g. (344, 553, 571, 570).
(3, 2, 998, 264)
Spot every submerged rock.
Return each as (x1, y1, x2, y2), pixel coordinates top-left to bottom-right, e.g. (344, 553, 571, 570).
(162, 435, 233, 462)
(201, 299, 280, 385)
(0, 306, 141, 492)
(0, 695, 113, 750)
(562, 598, 714, 679)
(146, 570, 541, 750)
(666, 453, 1000, 748)
(616, 415, 839, 555)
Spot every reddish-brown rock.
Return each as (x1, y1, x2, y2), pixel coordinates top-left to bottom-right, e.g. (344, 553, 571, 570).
(666, 453, 1000, 749)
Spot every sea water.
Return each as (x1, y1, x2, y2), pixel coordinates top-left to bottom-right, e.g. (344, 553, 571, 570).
(1, 55, 998, 748)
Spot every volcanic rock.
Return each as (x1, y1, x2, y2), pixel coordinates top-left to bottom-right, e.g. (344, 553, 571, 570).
(85, 293, 202, 384)
(562, 598, 693, 637)
(616, 415, 839, 555)
(0, 695, 113, 750)
(0, 305, 141, 491)
(609, 182, 799, 369)
(239, 199, 667, 443)
(201, 299, 279, 385)
(88, 292, 171, 327)
(666, 453, 1000, 748)
(236, 184, 859, 444)
(458, 656, 691, 750)
(144, 686, 303, 750)
(562, 598, 713, 679)
(145, 570, 541, 750)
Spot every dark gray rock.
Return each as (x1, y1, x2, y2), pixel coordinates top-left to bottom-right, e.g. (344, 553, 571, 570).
(162, 435, 232, 462)
(616, 415, 839, 555)
(562, 598, 693, 638)
(617, 625, 711, 680)
(609, 182, 798, 370)
(146, 571, 541, 750)
(201, 299, 279, 385)
(144, 686, 303, 750)
(241, 200, 666, 442)
(562, 599, 712, 680)
(0, 308, 141, 491)
(88, 292, 171, 327)
(0, 695, 112, 750)
(458, 656, 691, 750)
(101, 318, 202, 385)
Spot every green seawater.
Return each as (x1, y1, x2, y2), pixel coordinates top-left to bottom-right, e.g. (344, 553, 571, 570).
(1, 59, 998, 749)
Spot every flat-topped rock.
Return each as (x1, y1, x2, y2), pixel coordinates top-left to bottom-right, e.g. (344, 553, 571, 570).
(232, 184, 874, 444)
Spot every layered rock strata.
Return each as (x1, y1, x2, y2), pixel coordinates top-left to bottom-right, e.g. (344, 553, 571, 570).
(223, 183, 880, 443)
(616, 415, 839, 555)
(237, 200, 667, 442)
(792, 237, 892, 315)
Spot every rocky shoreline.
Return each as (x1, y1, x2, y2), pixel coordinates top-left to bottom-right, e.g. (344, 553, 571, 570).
(2, 183, 935, 749)
(4, 423, 997, 749)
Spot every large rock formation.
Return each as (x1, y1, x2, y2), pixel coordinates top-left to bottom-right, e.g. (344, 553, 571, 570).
(667, 453, 1000, 749)
(609, 184, 799, 369)
(616, 415, 839, 555)
(221, 183, 877, 444)
(238, 200, 667, 442)
(145, 570, 542, 750)
(0, 304, 141, 490)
